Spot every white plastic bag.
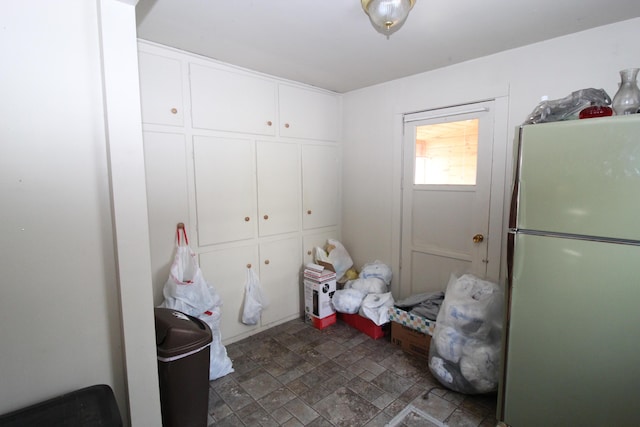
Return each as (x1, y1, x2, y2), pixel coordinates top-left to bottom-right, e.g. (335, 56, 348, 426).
(314, 239, 353, 281)
(344, 277, 387, 294)
(161, 230, 215, 317)
(327, 239, 353, 281)
(331, 288, 367, 314)
(242, 267, 267, 325)
(198, 308, 234, 380)
(160, 226, 233, 380)
(428, 274, 503, 394)
(359, 292, 394, 325)
(359, 260, 393, 285)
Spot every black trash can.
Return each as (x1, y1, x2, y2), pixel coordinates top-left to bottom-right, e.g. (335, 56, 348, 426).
(154, 308, 212, 427)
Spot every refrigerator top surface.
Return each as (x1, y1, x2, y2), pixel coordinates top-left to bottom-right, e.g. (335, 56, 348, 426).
(516, 115, 640, 242)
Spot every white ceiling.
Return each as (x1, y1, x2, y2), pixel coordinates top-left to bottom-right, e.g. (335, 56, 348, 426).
(135, 0, 640, 93)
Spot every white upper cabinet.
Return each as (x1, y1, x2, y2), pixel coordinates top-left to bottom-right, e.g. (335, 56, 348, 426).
(279, 84, 339, 141)
(189, 63, 277, 135)
(256, 141, 301, 237)
(138, 51, 184, 126)
(302, 144, 340, 229)
(193, 136, 257, 246)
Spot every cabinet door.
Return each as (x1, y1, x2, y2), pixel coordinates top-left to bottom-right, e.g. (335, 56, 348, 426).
(199, 244, 259, 342)
(138, 51, 184, 126)
(193, 136, 256, 246)
(256, 141, 300, 237)
(142, 131, 189, 304)
(302, 230, 339, 265)
(302, 144, 340, 230)
(259, 237, 302, 325)
(279, 84, 339, 141)
(190, 63, 276, 135)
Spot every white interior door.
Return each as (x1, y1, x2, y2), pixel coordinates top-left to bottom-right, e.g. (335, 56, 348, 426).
(400, 101, 496, 295)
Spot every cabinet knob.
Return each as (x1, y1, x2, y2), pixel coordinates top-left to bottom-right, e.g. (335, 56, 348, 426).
(307, 210, 312, 215)
(264, 259, 270, 265)
(244, 216, 250, 222)
(246, 263, 252, 268)
(266, 121, 272, 126)
(170, 108, 178, 114)
(263, 214, 269, 220)
(284, 123, 290, 129)
(307, 250, 312, 255)
(473, 233, 485, 243)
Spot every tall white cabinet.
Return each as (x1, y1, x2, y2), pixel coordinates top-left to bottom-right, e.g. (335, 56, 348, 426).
(138, 41, 341, 344)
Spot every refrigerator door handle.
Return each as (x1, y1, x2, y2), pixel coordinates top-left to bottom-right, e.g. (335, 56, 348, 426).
(500, 125, 524, 422)
(508, 126, 524, 231)
(500, 229, 516, 422)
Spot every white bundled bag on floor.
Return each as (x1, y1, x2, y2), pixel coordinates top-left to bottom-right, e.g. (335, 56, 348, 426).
(160, 226, 233, 380)
(331, 288, 367, 314)
(241, 267, 268, 325)
(359, 292, 394, 325)
(343, 277, 387, 294)
(428, 274, 503, 394)
(359, 260, 393, 285)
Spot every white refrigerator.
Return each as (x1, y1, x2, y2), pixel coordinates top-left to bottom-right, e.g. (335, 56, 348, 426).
(500, 115, 640, 426)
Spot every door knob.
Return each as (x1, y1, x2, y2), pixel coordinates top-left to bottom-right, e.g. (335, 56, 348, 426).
(473, 234, 484, 243)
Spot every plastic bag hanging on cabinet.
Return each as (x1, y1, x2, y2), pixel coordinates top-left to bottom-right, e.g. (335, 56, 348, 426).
(160, 223, 219, 316)
(241, 266, 268, 325)
(159, 223, 234, 380)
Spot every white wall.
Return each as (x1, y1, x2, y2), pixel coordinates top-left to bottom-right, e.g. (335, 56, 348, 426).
(0, 0, 123, 413)
(0, 1, 161, 425)
(342, 18, 640, 292)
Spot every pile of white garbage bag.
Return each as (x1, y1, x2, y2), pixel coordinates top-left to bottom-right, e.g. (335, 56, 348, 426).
(314, 239, 394, 325)
(428, 274, 503, 394)
(331, 259, 394, 326)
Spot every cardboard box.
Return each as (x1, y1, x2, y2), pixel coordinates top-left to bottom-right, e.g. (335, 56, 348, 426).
(388, 306, 436, 335)
(391, 321, 432, 360)
(304, 278, 336, 319)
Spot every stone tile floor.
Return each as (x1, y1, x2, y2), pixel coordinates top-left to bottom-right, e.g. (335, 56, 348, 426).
(208, 318, 497, 426)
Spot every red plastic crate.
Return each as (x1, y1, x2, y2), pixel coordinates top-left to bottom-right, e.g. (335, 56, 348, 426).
(338, 312, 387, 339)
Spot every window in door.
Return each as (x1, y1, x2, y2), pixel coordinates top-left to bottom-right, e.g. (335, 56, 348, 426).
(414, 119, 479, 185)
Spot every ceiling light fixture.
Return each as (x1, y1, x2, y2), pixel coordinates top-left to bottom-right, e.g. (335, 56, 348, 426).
(361, 0, 416, 37)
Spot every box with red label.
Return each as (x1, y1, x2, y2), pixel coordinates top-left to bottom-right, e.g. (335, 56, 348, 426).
(304, 278, 336, 319)
(303, 263, 337, 321)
